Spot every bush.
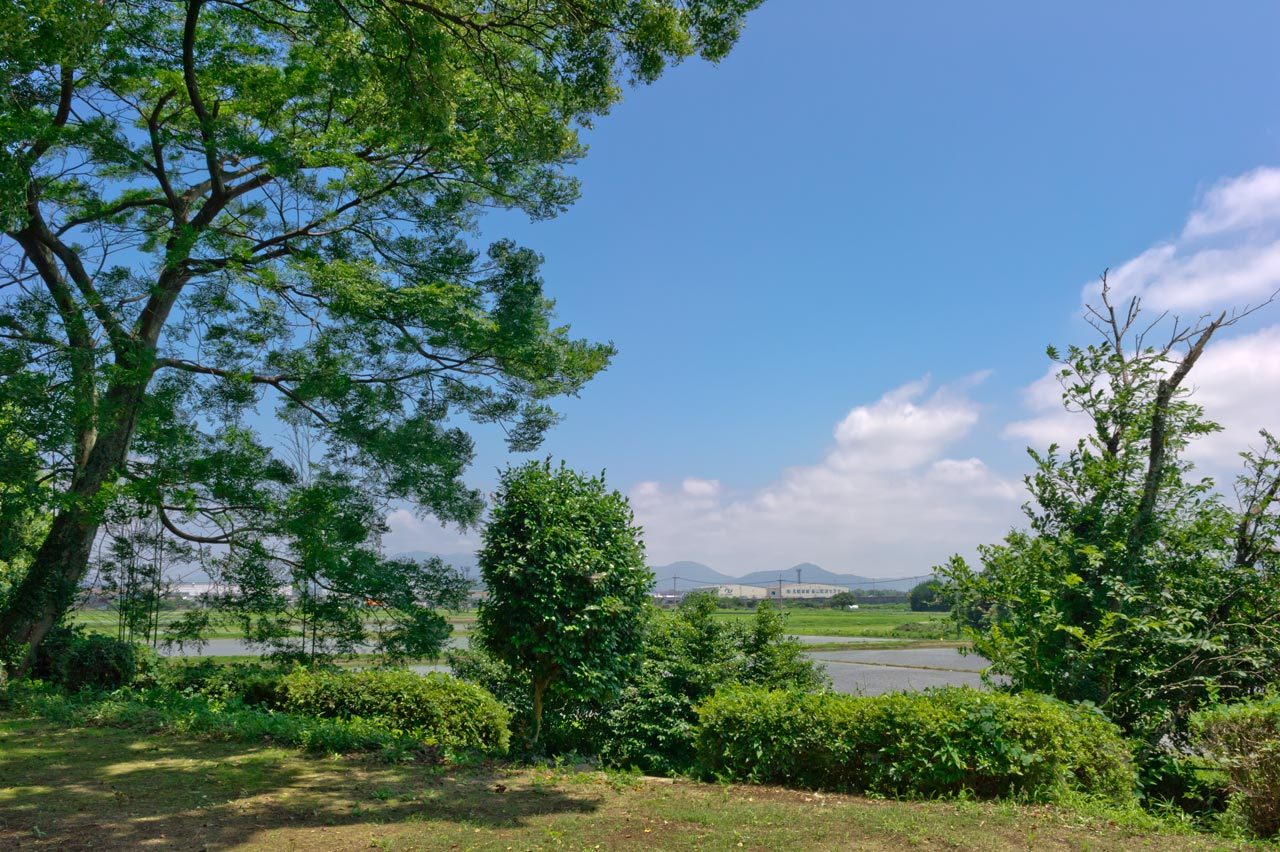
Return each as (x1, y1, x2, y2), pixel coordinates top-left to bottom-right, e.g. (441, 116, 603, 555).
(598, 598, 827, 775)
(1137, 750, 1229, 819)
(1192, 692, 1280, 838)
(32, 626, 156, 692)
(156, 660, 288, 707)
(696, 686, 1136, 803)
(2, 680, 429, 758)
(280, 668, 510, 755)
(908, 579, 949, 612)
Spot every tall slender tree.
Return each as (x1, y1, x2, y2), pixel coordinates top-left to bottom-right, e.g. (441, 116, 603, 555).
(0, 0, 763, 672)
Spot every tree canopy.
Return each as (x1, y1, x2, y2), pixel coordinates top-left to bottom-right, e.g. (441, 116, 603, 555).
(943, 281, 1280, 745)
(0, 0, 762, 670)
(476, 460, 651, 745)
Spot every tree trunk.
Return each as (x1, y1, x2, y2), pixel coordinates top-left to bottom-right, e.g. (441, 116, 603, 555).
(531, 674, 551, 748)
(0, 381, 147, 676)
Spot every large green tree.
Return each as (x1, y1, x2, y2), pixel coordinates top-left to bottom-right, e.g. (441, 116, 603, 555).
(0, 0, 762, 672)
(476, 460, 651, 746)
(943, 281, 1280, 744)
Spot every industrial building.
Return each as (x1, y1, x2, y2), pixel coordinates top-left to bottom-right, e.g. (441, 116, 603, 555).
(765, 582, 845, 600)
(711, 583, 769, 600)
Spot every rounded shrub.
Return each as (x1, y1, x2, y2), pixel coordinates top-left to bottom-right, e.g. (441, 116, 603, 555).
(281, 668, 510, 755)
(696, 686, 1135, 803)
(33, 626, 157, 692)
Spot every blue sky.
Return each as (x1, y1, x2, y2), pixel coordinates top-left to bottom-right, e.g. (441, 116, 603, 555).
(385, 1, 1280, 575)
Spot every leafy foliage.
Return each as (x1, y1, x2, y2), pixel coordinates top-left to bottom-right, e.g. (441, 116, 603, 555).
(157, 659, 290, 708)
(205, 475, 470, 662)
(476, 460, 651, 745)
(0, 402, 48, 613)
(454, 592, 827, 769)
(943, 289, 1280, 744)
(697, 686, 1136, 803)
(31, 625, 157, 692)
(1192, 692, 1280, 838)
(0, 0, 762, 668)
(908, 579, 949, 612)
(599, 594, 827, 774)
(279, 668, 510, 755)
(3, 679, 433, 759)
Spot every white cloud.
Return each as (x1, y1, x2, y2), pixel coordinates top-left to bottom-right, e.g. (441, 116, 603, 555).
(631, 378, 1021, 576)
(1184, 167, 1280, 239)
(1003, 368, 1085, 450)
(1089, 167, 1280, 312)
(1009, 166, 1280, 479)
(1004, 323, 1280, 476)
(1186, 324, 1280, 468)
(381, 508, 481, 557)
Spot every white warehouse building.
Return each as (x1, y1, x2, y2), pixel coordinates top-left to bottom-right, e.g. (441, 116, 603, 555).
(766, 582, 845, 600)
(712, 583, 770, 600)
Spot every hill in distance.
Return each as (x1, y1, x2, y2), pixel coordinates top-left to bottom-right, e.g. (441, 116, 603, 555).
(650, 561, 737, 590)
(655, 561, 927, 592)
(397, 552, 928, 592)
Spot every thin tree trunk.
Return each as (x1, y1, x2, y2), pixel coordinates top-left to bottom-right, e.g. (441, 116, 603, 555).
(531, 675, 551, 748)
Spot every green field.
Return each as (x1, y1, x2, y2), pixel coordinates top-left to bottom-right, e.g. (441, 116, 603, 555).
(68, 604, 947, 645)
(713, 604, 956, 639)
(0, 717, 1240, 851)
(68, 609, 477, 642)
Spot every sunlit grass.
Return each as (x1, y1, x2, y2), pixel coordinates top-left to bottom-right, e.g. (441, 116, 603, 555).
(0, 716, 1247, 851)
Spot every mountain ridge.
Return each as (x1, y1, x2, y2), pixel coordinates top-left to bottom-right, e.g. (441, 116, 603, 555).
(395, 551, 930, 592)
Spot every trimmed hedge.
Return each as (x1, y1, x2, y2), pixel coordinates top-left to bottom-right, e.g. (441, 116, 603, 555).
(696, 686, 1135, 803)
(280, 668, 510, 755)
(1192, 692, 1280, 838)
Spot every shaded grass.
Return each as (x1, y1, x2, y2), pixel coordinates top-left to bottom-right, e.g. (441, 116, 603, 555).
(0, 716, 1259, 850)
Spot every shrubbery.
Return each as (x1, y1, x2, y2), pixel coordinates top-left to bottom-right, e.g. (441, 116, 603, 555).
(279, 668, 510, 755)
(2, 680, 432, 757)
(157, 660, 289, 707)
(32, 626, 157, 692)
(451, 595, 827, 771)
(8, 661, 511, 759)
(697, 686, 1136, 803)
(1192, 692, 1280, 838)
(600, 596, 826, 774)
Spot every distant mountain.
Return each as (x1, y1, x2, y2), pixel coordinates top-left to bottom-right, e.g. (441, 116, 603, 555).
(394, 551, 929, 593)
(650, 561, 737, 590)
(734, 563, 929, 592)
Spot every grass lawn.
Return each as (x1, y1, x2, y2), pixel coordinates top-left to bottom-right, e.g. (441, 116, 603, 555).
(713, 604, 957, 639)
(0, 716, 1251, 851)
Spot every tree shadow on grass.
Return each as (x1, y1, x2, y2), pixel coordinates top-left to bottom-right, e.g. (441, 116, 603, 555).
(0, 718, 602, 849)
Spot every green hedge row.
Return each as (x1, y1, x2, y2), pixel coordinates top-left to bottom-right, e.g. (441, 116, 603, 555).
(696, 686, 1136, 803)
(2, 681, 432, 757)
(279, 668, 510, 755)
